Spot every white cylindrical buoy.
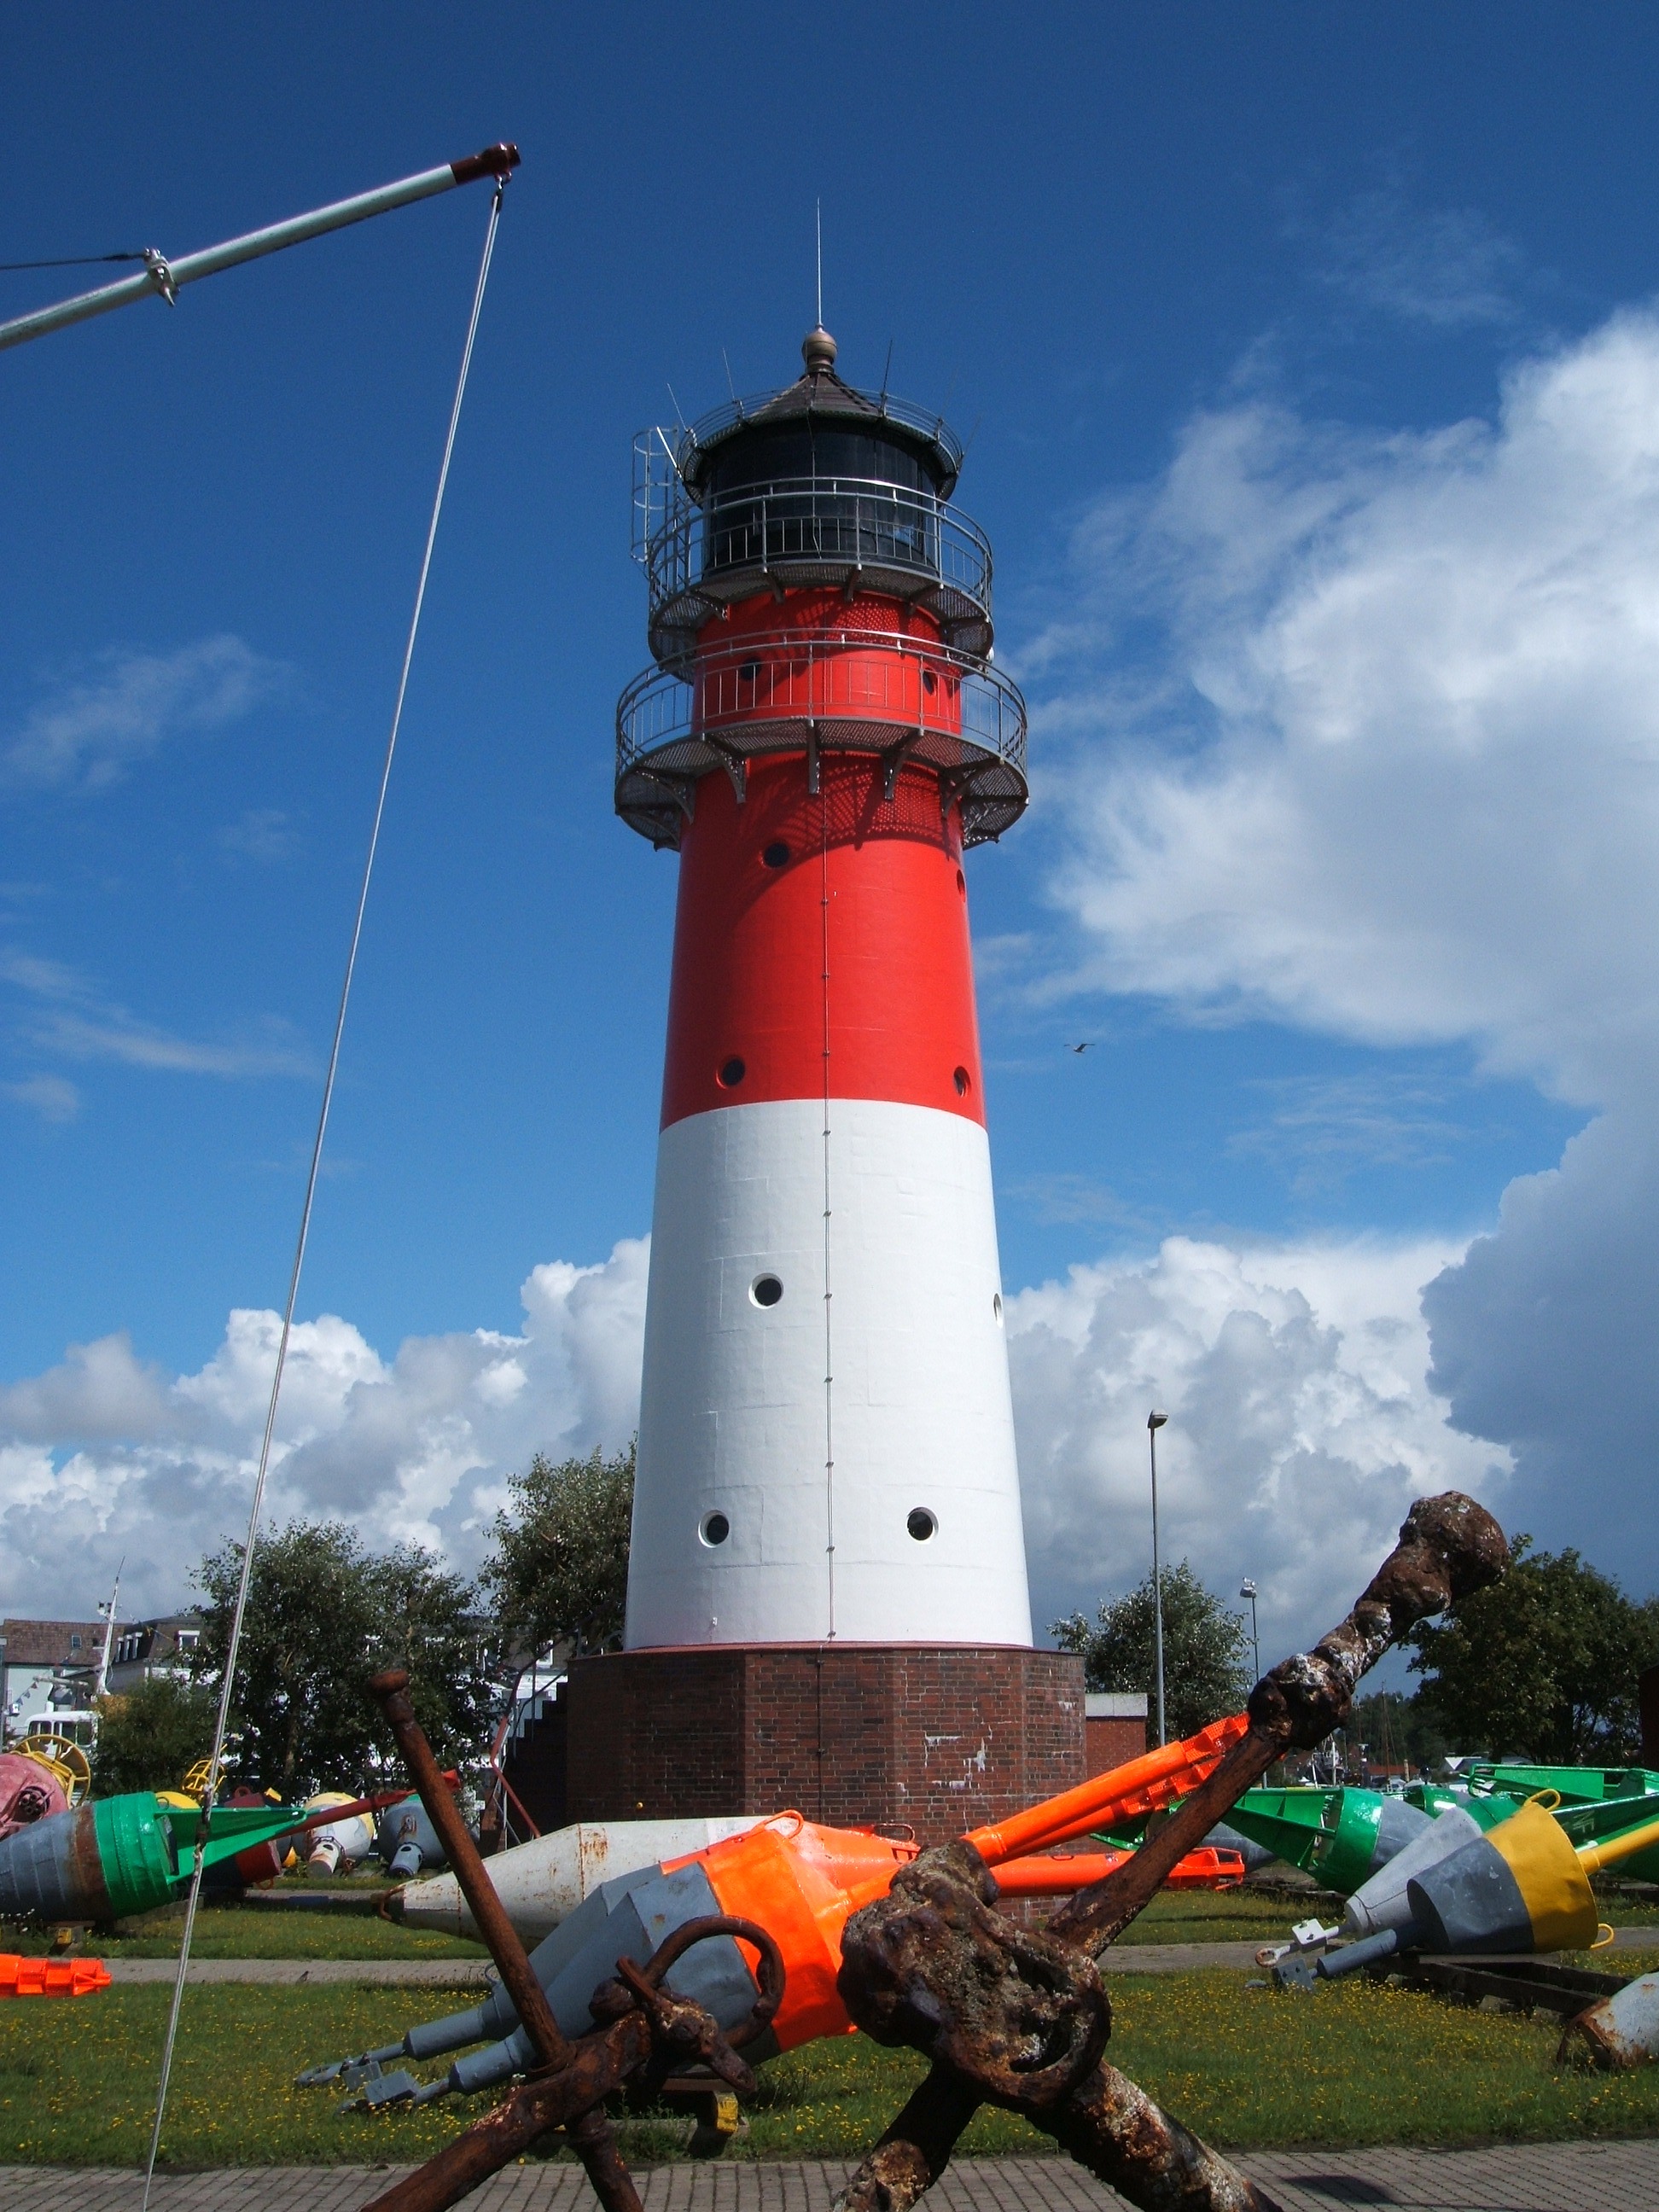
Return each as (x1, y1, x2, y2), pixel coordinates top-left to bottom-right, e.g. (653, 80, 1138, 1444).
(397, 1815, 764, 1945)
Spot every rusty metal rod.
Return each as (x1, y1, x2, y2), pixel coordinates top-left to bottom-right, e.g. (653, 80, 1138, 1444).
(1053, 2061, 1280, 2212)
(365, 1669, 643, 2212)
(369, 1670, 573, 2070)
(833, 2066, 983, 2212)
(1047, 1492, 1508, 1954)
(1043, 1732, 1280, 1953)
(358, 2014, 653, 2212)
(830, 2023, 1282, 2212)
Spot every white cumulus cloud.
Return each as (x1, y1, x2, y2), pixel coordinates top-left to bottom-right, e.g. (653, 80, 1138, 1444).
(0, 1241, 649, 1621)
(1009, 1232, 1505, 1655)
(1029, 305, 1659, 1592)
(2, 1221, 1503, 1663)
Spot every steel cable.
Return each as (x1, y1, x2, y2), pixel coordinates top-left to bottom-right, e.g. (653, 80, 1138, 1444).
(139, 172, 508, 2204)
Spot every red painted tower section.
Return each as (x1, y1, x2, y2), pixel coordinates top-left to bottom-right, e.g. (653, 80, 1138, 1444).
(661, 748, 984, 1133)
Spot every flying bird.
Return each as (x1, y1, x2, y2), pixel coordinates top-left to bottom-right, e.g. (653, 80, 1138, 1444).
(1066, 1042, 1096, 1055)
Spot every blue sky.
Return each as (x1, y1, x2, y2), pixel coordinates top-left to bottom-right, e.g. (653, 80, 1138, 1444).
(4, 5, 1657, 1647)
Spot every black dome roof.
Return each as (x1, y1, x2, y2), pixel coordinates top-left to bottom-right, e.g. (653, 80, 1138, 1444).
(678, 329, 963, 500)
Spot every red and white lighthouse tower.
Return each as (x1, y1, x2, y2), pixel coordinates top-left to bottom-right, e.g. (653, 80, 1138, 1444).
(567, 331, 1082, 1837)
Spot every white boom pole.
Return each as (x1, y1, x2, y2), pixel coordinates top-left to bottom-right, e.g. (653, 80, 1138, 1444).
(0, 143, 518, 353)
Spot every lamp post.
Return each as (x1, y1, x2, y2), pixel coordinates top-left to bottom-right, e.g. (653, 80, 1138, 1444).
(1147, 1410, 1168, 1748)
(1239, 1578, 1260, 1681)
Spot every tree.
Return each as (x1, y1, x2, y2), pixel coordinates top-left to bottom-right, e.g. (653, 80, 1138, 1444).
(90, 1675, 217, 1796)
(1051, 1562, 1251, 1741)
(372, 1545, 501, 1772)
(191, 1520, 497, 1799)
(1406, 1537, 1659, 1764)
(1345, 1687, 1449, 1775)
(480, 1443, 636, 1663)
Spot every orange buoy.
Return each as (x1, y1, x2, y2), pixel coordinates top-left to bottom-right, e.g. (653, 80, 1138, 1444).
(991, 1844, 1246, 1897)
(668, 1815, 919, 2046)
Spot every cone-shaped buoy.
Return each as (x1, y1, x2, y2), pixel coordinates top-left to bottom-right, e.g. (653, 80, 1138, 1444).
(373, 1792, 450, 1881)
(1342, 1802, 1484, 1938)
(1323, 1798, 1599, 1978)
(398, 1815, 764, 1942)
(0, 1797, 176, 1923)
(1225, 1786, 1432, 1895)
(302, 1812, 928, 2099)
(1408, 1800, 1598, 1954)
(0, 1786, 386, 1924)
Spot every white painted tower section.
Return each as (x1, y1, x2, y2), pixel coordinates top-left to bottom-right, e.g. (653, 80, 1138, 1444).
(625, 1097, 1033, 1649)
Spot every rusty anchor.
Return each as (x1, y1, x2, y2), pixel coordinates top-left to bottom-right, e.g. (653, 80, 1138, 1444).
(830, 1493, 1510, 2212)
(359, 1493, 1505, 2212)
(356, 1669, 783, 2212)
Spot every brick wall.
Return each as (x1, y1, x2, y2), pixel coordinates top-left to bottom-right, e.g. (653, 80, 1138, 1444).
(1085, 1714, 1146, 1776)
(565, 1644, 1086, 1845)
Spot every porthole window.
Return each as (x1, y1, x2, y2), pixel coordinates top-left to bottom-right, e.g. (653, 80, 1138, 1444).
(955, 867, 966, 898)
(719, 1057, 747, 1088)
(907, 1508, 938, 1542)
(953, 1065, 970, 1097)
(751, 1273, 783, 1307)
(922, 668, 938, 696)
(992, 1292, 1004, 1324)
(700, 1511, 731, 1547)
(739, 661, 760, 683)
(763, 841, 790, 870)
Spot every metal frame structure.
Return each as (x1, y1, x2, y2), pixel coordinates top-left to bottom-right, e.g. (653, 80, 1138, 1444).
(638, 472, 994, 661)
(0, 145, 519, 354)
(614, 626, 1027, 849)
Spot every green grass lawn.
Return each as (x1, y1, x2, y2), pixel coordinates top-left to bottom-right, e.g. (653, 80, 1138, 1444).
(6, 1873, 1650, 1969)
(4, 1967, 1659, 2169)
(1111, 1888, 1323, 1943)
(8, 1901, 486, 1961)
(4, 1859, 1650, 1976)
(2, 1877, 1302, 1964)
(1597, 1884, 1659, 1927)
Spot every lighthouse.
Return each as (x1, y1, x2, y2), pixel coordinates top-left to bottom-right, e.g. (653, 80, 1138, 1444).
(563, 330, 1083, 1838)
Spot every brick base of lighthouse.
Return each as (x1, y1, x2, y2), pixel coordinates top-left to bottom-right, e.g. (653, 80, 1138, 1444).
(561, 1644, 1086, 1847)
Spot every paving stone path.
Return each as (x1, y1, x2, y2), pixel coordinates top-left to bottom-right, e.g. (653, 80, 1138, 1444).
(5, 2145, 1656, 2212)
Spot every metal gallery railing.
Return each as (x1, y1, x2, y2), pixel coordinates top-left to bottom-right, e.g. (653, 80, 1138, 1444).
(642, 475, 994, 653)
(614, 626, 1028, 851)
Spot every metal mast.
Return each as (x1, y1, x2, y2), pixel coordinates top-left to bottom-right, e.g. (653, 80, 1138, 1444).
(0, 143, 518, 352)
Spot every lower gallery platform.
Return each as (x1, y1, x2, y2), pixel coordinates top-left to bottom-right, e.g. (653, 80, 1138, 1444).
(562, 1644, 1087, 1847)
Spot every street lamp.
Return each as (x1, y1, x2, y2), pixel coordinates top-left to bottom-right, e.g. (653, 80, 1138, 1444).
(1147, 1410, 1168, 1747)
(1239, 1579, 1260, 1680)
